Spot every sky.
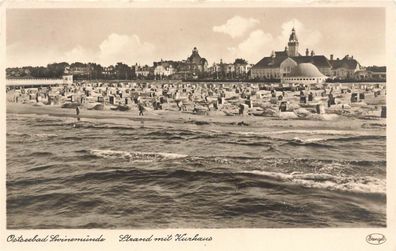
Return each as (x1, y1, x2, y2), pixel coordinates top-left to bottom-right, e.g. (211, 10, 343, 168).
(6, 8, 385, 67)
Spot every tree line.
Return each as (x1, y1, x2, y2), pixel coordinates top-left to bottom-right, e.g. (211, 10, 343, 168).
(6, 62, 138, 80)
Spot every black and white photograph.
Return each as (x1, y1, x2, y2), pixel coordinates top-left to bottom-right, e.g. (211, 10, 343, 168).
(4, 6, 387, 231)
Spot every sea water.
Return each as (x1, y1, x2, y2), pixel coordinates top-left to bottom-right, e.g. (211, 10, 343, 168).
(6, 113, 386, 228)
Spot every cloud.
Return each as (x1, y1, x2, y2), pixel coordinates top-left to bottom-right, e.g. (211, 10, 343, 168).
(7, 33, 156, 67)
(228, 30, 273, 62)
(228, 18, 322, 64)
(7, 42, 60, 67)
(98, 33, 155, 65)
(213, 16, 259, 38)
(61, 33, 156, 66)
(63, 46, 96, 63)
(278, 18, 322, 51)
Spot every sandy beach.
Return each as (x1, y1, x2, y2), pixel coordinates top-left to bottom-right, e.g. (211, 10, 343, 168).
(6, 101, 386, 131)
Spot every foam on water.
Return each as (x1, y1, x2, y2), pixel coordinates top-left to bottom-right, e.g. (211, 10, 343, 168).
(234, 129, 379, 137)
(88, 149, 188, 161)
(292, 137, 327, 143)
(34, 133, 58, 138)
(290, 135, 385, 144)
(7, 132, 58, 138)
(242, 170, 385, 194)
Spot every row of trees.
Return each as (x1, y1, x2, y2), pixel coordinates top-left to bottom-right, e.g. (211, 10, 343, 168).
(6, 59, 253, 81)
(6, 62, 141, 80)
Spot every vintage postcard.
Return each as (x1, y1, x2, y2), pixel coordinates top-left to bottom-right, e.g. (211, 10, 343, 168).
(0, 1, 395, 250)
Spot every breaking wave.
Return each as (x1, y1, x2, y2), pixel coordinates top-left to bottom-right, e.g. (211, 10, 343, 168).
(84, 149, 188, 161)
(7, 132, 58, 138)
(241, 170, 385, 194)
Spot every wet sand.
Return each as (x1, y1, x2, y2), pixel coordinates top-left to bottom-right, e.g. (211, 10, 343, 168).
(6, 102, 385, 132)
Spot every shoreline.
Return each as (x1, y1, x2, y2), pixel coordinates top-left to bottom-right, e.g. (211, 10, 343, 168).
(6, 102, 386, 132)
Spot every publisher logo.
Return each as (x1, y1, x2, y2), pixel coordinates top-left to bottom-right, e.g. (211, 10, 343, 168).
(366, 233, 386, 245)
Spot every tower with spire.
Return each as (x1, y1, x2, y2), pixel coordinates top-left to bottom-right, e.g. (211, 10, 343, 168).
(287, 28, 299, 57)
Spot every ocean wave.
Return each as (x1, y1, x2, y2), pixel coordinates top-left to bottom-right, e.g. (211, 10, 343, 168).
(27, 163, 57, 172)
(7, 132, 58, 138)
(34, 133, 58, 138)
(271, 129, 372, 136)
(287, 135, 385, 147)
(31, 122, 133, 130)
(6, 132, 26, 136)
(362, 122, 386, 129)
(292, 137, 327, 143)
(27, 152, 54, 157)
(232, 129, 381, 137)
(199, 155, 385, 166)
(242, 170, 385, 194)
(325, 135, 386, 142)
(85, 125, 136, 131)
(85, 149, 188, 161)
(287, 137, 333, 148)
(225, 131, 385, 147)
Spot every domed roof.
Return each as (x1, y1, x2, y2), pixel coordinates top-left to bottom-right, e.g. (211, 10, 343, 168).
(188, 47, 202, 64)
(289, 63, 325, 77)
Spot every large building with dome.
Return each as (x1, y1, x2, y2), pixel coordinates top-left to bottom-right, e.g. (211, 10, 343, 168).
(250, 28, 362, 82)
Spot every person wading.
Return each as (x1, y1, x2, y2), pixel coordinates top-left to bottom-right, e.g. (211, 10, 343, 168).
(138, 103, 144, 116)
(75, 106, 80, 122)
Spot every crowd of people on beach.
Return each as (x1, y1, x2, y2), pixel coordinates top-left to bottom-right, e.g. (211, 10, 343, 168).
(6, 81, 386, 120)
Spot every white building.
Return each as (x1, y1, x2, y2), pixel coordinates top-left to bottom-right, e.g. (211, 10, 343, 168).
(281, 63, 327, 85)
(154, 64, 175, 76)
(135, 64, 151, 77)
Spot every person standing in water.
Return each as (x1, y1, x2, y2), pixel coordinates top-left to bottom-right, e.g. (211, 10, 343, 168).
(75, 105, 81, 122)
(138, 103, 144, 116)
